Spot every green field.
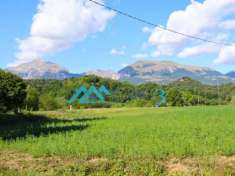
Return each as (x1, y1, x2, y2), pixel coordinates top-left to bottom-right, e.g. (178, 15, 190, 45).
(1, 106, 235, 175)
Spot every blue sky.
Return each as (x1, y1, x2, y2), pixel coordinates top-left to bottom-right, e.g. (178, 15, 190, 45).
(0, 0, 235, 73)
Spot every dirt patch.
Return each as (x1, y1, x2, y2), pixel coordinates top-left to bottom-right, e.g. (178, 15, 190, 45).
(1, 151, 235, 175)
(87, 157, 108, 164)
(0, 151, 34, 170)
(165, 158, 193, 175)
(165, 156, 235, 175)
(0, 151, 110, 174)
(167, 162, 189, 174)
(214, 156, 235, 175)
(0, 151, 76, 173)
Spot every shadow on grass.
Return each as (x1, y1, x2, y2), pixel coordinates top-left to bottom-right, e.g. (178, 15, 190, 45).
(0, 114, 107, 141)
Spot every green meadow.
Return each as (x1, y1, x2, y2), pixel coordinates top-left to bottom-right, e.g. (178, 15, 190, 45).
(1, 106, 235, 175)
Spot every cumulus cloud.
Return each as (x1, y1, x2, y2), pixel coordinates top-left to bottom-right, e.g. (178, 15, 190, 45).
(215, 45, 235, 64)
(147, 0, 235, 64)
(11, 0, 115, 66)
(220, 20, 235, 30)
(178, 44, 219, 58)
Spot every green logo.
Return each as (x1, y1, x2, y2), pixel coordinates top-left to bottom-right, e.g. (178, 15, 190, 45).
(68, 85, 112, 105)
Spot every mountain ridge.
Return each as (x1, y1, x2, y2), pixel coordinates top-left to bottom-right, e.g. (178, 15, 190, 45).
(5, 59, 235, 85)
(118, 60, 234, 85)
(226, 71, 235, 78)
(6, 59, 81, 80)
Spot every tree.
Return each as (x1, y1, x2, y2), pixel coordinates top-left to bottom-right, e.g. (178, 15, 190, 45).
(25, 85, 39, 111)
(167, 88, 185, 106)
(0, 70, 26, 113)
(136, 83, 160, 100)
(39, 94, 61, 111)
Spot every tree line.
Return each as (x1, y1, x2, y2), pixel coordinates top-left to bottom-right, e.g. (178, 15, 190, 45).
(1, 69, 235, 113)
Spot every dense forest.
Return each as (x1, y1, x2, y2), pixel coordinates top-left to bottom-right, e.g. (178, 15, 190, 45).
(1, 69, 235, 112)
(25, 75, 235, 110)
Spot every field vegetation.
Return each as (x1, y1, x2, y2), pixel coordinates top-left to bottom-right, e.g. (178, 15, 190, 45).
(1, 106, 235, 175)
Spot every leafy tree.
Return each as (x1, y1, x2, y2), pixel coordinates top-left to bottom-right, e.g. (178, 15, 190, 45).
(39, 94, 60, 111)
(25, 85, 39, 111)
(0, 70, 26, 113)
(167, 88, 185, 106)
(136, 83, 160, 100)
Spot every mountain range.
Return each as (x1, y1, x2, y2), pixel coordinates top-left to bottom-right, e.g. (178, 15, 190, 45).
(118, 60, 235, 85)
(5, 59, 235, 85)
(6, 59, 81, 80)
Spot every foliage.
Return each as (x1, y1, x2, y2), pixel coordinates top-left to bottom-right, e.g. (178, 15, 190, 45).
(22, 75, 235, 110)
(39, 94, 65, 111)
(0, 70, 26, 113)
(25, 85, 39, 111)
(167, 88, 185, 106)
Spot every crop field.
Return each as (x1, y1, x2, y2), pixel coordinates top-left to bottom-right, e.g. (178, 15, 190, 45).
(1, 106, 235, 175)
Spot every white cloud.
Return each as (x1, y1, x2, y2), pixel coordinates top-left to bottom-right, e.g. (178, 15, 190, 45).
(11, 0, 115, 66)
(110, 49, 125, 56)
(110, 46, 126, 56)
(151, 51, 161, 57)
(215, 45, 235, 64)
(147, 0, 235, 64)
(121, 63, 128, 67)
(142, 26, 153, 33)
(178, 44, 219, 58)
(220, 20, 235, 30)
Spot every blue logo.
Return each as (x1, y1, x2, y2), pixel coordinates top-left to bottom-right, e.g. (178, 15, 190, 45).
(156, 89, 166, 107)
(68, 85, 112, 105)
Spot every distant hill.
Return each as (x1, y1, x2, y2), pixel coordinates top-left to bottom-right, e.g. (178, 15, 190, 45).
(118, 60, 234, 85)
(6, 59, 81, 80)
(226, 71, 235, 78)
(85, 69, 120, 80)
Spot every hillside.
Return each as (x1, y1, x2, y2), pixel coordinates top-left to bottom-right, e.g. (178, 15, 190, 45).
(226, 71, 235, 78)
(118, 60, 234, 85)
(6, 59, 81, 80)
(85, 69, 120, 80)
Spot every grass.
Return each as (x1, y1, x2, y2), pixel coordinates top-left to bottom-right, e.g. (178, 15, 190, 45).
(1, 106, 235, 175)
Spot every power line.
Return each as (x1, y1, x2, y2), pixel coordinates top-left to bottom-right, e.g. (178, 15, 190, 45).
(87, 0, 233, 46)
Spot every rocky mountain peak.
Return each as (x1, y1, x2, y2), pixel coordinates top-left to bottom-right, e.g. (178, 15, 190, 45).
(6, 59, 78, 80)
(118, 60, 234, 85)
(7, 59, 68, 74)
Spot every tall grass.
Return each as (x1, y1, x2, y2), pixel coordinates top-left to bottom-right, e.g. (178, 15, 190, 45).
(1, 106, 235, 159)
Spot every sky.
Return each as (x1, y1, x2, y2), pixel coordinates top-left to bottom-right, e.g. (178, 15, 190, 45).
(0, 0, 235, 73)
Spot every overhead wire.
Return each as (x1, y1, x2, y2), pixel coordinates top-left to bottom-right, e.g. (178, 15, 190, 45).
(87, 0, 233, 46)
